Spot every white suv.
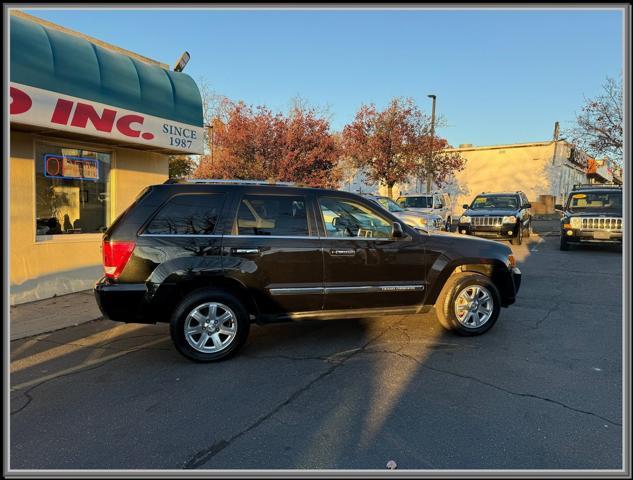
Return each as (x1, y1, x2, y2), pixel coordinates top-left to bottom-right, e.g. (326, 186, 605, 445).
(396, 193, 453, 231)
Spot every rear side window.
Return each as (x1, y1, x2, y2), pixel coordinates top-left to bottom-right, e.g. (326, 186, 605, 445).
(145, 194, 225, 235)
(236, 195, 309, 236)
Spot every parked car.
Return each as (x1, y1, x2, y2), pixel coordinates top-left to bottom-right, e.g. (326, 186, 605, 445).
(362, 194, 444, 231)
(458, 191, 532, 246)
(556, 184, 623, 251)
(396, 192, 453, 231)
(95, 179, 522, 362)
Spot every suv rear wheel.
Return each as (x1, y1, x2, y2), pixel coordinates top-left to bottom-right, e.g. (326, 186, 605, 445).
(435, 272, 501, 336)
(170, 288, 250, 362)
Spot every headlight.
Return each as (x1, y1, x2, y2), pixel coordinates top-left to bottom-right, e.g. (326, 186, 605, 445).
(570, 217, 581, 228)
(417, 217, 428, 227)
(460, 215, 471, 223)
(502, 216, 517, 224)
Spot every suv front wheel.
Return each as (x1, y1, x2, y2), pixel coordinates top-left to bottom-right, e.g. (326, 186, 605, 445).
(435, 272, 501, 336)
(510, 224, 523, 245)
(170, 288, 251, 362)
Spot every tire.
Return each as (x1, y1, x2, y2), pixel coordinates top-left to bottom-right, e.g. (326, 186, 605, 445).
(510, 224, 523, 245)
(445, 217, 452, 232)
(170, 288, 251, 362)
(435, 272, 501, 336)
(560, 236, 570, 251)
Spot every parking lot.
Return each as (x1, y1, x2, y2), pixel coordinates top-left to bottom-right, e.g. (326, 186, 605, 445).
(10, 231, 623, 470)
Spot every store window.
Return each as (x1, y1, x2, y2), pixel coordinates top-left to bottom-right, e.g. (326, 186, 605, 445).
(35, 143, 112, 238)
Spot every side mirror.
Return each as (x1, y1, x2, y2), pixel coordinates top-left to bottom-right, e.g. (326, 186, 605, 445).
(554, 204, 564, 212)
(392, 222, 404, 238)
(436, 203, 443, 209)
(462, 204, 469, 210)
(524, 203, 532, 209)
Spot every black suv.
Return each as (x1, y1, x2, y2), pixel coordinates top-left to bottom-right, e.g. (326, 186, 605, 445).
(557, 184, 623, 251)
(458, 191, 532, 245)
(95, 180, 522, 362)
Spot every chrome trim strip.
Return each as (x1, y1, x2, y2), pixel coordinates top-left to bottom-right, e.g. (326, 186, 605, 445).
(276, 305, 430, 321)
(270, 285, 425, 295)
(139, 233, 222, 238)
(270, 287, 324, 296)
(324, 285, 425, 294)
(226, 235, 321, 240)
(140, 234, 400, 240)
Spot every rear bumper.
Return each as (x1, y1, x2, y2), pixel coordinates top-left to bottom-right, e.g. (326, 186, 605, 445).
(94, 278, 154, 324)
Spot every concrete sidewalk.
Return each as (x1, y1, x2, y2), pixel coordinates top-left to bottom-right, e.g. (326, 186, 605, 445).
(10, 290, 103, 341)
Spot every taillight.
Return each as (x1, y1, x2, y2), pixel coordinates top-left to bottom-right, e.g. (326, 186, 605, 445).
(102, 240, 136, 279)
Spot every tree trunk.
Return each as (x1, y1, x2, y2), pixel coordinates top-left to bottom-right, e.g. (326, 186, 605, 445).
(387, 183, 394, 199)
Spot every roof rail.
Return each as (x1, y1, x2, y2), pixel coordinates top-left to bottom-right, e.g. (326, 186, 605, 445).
(165, 178, 297, 186)
(572, 183, 622, 190)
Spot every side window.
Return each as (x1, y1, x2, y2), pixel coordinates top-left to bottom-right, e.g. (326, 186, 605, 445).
(319, 197, 393, 238)
(145, 194, 225, 235)
(236, 195, 309, 236)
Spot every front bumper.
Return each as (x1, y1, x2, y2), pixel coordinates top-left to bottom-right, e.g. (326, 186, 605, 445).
(499, 266, 521, 307)
(458, 223, 519, 239)
(561, 229, 623, 244)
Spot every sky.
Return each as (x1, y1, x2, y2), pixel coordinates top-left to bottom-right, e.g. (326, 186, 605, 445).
(21, 7, 623, 148)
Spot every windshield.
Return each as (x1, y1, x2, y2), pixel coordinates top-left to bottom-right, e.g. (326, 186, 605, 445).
(567, 191, 622, 213)
(377, 197, 405, 212)
(398, 196, 432, 208)
(470, 195, 519, 210)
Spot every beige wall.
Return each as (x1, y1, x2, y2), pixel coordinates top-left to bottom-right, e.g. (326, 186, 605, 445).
(10, 130, 168, 305)
(384, 141, 586, 217)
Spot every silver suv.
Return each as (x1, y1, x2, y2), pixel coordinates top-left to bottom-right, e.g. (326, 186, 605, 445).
(396, 193, 453, 231)
(363, 194, 443, 231)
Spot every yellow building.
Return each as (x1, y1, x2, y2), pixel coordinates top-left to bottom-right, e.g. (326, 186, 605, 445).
(439, 140, 589, 217)
(10, 12, 204, 305)
(342, 139, 589, 218)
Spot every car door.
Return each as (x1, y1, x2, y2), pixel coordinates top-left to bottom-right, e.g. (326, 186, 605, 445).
(316, 195, 427, 310)
(221, 190, 324, 314)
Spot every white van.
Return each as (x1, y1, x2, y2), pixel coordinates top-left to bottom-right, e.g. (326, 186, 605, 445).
(396, 192, 453, 231)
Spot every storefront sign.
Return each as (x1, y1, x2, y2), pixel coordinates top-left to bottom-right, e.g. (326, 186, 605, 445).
(44, 154, 99, 181)
(10, 82, 204, 154)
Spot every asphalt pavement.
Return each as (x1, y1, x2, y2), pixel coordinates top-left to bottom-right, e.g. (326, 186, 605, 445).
(9, 233, 623, 470)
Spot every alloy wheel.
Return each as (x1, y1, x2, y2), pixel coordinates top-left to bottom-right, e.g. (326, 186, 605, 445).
(453, 285, 494, 328)
(184, 302, 238, 353)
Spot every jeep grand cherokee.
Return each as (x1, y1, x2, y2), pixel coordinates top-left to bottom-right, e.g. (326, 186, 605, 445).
(95, 179, 522, 362)
(557, 184, 623, 251)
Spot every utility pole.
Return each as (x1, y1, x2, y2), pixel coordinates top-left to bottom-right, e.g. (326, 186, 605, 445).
(427, 94, 436, 193)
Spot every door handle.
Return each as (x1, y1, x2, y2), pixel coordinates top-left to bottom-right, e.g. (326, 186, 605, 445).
(329, 248, 356, 256)
(232, 248, 260, 254)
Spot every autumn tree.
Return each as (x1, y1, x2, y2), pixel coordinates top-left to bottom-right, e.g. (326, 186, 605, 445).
(342, 97, 464, 198)
(567, 76, 623, 165)
(413, 136, 466, 188)
(195, 100, 341, 188)
(168, 154, 196, 179)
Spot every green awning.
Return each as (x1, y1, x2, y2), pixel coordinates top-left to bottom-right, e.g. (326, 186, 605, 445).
(10, 15, 203, 127)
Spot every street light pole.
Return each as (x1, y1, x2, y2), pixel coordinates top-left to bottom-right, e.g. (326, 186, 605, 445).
(427, 94, 436, 194)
